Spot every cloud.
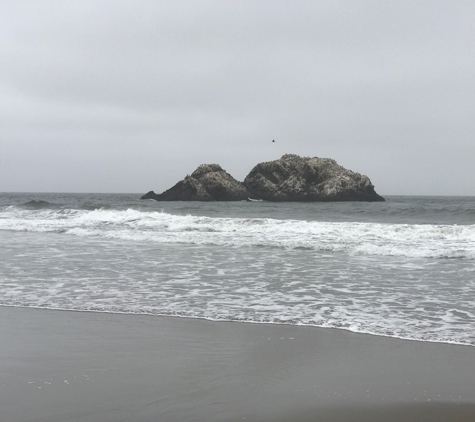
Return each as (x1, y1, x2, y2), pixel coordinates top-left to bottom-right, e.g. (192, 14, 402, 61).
(1, 0, 474, 194)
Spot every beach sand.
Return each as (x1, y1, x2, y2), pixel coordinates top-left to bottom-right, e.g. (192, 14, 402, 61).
(1, 306, 475, 422)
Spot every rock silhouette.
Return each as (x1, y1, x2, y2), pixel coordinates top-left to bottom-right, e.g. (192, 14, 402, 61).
(243, 154, 384, 202)
(142, 154, 384, 202)
(141, 164, 250, 201)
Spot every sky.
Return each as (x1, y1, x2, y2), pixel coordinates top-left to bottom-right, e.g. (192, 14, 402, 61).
(1, 0, 474, 195)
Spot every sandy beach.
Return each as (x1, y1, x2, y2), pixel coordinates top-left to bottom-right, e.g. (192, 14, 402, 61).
(1, 306, 475, 422)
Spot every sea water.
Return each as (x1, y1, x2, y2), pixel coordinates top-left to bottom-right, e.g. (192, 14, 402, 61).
(0, 193, 474, 345)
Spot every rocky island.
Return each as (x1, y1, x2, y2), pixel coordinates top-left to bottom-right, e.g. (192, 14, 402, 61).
(141, 164, 250, 201)
(142, 154, 385, 202)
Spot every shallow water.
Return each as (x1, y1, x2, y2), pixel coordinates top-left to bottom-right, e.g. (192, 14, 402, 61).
(1, 193, 474, 345)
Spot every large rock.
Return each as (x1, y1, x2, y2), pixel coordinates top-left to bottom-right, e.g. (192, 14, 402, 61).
(142, 154, 385, 202)
(243, 154, 385, 201)
(141, 164, 251, 201)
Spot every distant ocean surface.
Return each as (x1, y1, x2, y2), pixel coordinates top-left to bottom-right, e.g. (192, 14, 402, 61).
(1, 192, 474, 346)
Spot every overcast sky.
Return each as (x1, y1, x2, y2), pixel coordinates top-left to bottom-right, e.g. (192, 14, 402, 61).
(1, 0, 474, 195)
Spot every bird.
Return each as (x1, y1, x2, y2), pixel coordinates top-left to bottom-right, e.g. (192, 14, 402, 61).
(272, 140, 275, 143)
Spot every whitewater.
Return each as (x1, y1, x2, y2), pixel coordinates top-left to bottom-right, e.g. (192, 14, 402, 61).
(1, 193, 474, 345)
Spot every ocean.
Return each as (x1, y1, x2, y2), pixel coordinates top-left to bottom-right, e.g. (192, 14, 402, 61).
(1, 192, 474, 346)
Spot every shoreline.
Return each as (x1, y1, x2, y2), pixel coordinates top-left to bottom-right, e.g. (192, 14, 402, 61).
(2, 306, 475, 422)
(1, 304, 472, 349)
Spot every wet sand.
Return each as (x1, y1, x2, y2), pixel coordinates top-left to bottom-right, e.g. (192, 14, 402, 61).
(1, 306, 475, 422)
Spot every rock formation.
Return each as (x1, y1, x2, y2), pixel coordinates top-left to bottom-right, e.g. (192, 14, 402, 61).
(243, 154, 385, 202)
(141, 164, 251, 201)
(142, 154, 385, 202)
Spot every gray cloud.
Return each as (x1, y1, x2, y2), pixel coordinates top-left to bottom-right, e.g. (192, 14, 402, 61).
(1, 0, 474, 194)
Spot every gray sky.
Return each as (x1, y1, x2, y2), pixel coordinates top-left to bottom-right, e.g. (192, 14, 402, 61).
(1, 0, 474, 195)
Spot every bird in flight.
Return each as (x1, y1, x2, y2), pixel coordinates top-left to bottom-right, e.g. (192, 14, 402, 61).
(272, 140, 275, 143)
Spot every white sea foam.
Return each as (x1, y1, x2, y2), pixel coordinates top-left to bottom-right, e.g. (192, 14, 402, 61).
(1, 207, 474, 259)
(2, 196, 475, 347)
(1, 225, 475, 346)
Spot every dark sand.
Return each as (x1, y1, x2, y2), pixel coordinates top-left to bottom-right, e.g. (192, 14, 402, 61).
(1, 306, 475, 422)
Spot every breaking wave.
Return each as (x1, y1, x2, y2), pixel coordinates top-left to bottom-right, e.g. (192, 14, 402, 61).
(1, 207, 474, 259)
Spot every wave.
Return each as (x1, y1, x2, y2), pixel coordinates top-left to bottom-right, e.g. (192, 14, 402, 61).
(1, 303, 473, 347)
(1, 208, 475, 259)
(19, 200, 58, 209)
